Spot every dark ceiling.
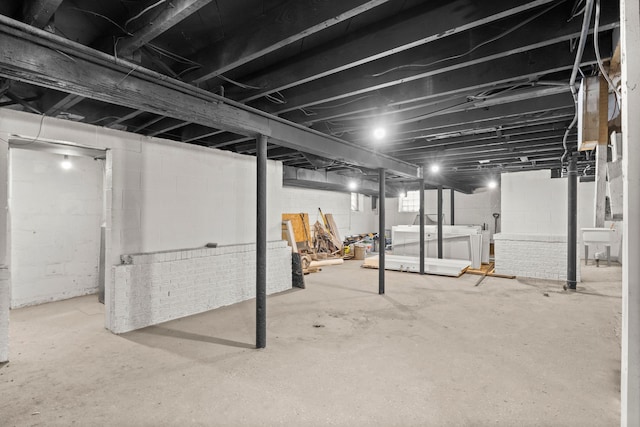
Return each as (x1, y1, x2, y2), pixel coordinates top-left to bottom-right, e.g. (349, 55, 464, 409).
(0, 0, 620, 193)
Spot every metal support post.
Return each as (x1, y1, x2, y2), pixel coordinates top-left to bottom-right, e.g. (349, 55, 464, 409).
(256, 134, 267, 348)
(566, 156, 578, 290)
(450, 188, 455, 225)
(419, 179, 425, 275)
(379, 168, 385, 294)
(437, 185, 443, 259)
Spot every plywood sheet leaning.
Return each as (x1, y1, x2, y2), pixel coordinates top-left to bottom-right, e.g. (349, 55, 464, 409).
(362, 254, 470, 277)
(324, 213, 343, 251)
(281, 220, 298, 253)
(282, 213, 313, 250)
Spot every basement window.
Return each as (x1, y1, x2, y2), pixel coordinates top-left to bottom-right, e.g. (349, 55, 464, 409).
(350, 192, 360, 211)
(399, 190, 420, 212)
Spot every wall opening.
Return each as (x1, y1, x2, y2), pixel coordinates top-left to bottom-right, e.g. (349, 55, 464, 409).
(8, 140, 108, 309)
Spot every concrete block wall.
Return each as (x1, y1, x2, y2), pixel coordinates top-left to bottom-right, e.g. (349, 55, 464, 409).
(0, 138, 9, 362)
(9, 150, 104, 308)
(111, 241, 291, 333)
(386, 188, 500, 236)
(280, 186, 377, 237)
(0, 268, 8, 362)
(0, 109, 284, 337)
(494, 234, 581, 282)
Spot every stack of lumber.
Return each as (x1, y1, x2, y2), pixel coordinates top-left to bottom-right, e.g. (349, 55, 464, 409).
(282, 210, 344, 275)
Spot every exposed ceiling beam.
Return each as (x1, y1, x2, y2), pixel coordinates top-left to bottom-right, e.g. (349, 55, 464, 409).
(0, 16, 418, 177)
(257, 38, 607, 115)
(386, 127, 575, 155)
(187, 0, 395, 84)
(241, 3, 618, 110)
(230, 0, 562, 103)
(117, 0, 213, 56)
(350, 92, 575, 141)
(22, 0, 63, 29)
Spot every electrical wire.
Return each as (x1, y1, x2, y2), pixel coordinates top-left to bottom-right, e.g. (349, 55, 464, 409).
(370, 2, 565, 78)
(4, 114, 46, 146)
(217, 74, 262, 90)
(145, 44, 200, 65)
(125, 0, 167, 28)
(71, 7, 132, 35)
(265, 91, 287, 105)
(308, 94, 377, 110)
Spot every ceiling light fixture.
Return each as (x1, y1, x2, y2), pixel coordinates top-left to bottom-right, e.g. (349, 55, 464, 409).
(348, 180, 358, 191)
(61, 155, 72, 170)
(372, 127, 386, 141)
(430, 164, 440, 174)
(488, 180, 498, 189)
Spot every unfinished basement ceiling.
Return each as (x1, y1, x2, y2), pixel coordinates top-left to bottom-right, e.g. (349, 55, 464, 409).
(0, 0, 620, 192)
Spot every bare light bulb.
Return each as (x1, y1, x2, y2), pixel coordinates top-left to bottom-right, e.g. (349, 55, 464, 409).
(61, 155, 72, 170)
(348, 181, 358, 191)
(430, 164, 440, 174)
(372, 127, 386, 140)
(488, 180, 498, 189)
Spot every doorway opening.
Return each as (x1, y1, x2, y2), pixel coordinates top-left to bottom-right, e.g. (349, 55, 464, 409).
(8, 138, 108, 310)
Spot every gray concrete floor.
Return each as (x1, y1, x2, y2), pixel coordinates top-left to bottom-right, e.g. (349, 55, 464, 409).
(1, 261, 621, 426)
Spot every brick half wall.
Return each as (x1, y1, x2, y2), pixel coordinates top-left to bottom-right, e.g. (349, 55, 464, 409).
(494, 233, 581, 282)
(110, 241, 292, 333)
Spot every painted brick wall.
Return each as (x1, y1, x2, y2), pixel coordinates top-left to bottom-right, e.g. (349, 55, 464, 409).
(110, 241, 291, 333)
(9, 149, 104, 308)
(494, 234, 581, 282)
(0, 268, 8, 362)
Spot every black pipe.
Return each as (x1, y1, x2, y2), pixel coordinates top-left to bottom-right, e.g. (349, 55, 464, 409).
(437, 185, 443, 259)
(450, 188, 455, 226)
(256, 134, 267, 348)
(379, 168, 385, 295)
(419, 178, 425, 275)
(567, 156, 578, 290)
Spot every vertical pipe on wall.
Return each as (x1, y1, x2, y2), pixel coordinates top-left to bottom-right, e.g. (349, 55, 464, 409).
(621, 0, 640, 423)
(419, 178, 425, 275)
(437, 185, 443, 259)
(378, 168, 385, 295)
(256, 134, 267, 349)
(450, 188, 455, 225)
(566, 156, 578, 290)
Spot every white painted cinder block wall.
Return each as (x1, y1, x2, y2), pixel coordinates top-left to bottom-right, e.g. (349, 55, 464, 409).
(0, 110, 289, 349)
(501, 170, 595, 235)
(9, 150, 104, 308)
(385, 188, 501, 235)
(496, 170, 597, 281)
(280, 187, 377, 236)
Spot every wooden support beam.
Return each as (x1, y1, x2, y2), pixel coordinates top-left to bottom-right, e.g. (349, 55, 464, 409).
(187, 0, 394, 84)
(117, 0, 213, 56)
(43, 93, 84, 116)
(0, 16, 419, 177)
(256, 38, 608, 115)
(22, 0, 63, 29)
(234, 1, 618, 105)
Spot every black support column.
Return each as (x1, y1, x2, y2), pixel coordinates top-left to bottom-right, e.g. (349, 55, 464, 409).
(437, 185, 443, 259)
(256, 134, 267, 348)
(566, 156, 578, 290)
(450, 188, 455, 226)
(419, 178, 425, 275)
(379, 168, 385, 294)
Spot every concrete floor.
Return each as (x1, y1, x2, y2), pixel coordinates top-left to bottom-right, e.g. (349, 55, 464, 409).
(1, 261, 621, 426)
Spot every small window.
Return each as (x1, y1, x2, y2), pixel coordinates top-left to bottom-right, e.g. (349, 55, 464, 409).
(350, 192, 359, 211)
(399, 190, 420, 212)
